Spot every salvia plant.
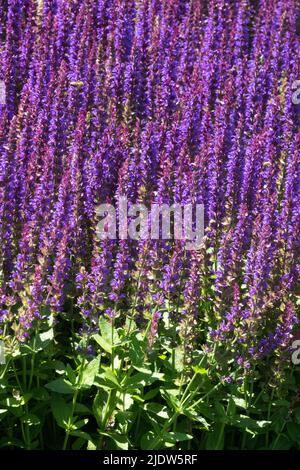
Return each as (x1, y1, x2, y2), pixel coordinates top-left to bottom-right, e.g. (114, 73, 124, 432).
(0, 0, 299, 451)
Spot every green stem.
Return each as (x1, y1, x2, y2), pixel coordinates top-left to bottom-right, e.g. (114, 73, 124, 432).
(20, 420, 27, 447)
(188, 383, 222, 410)
(216, 422, 225, 450)
(12, 360, 23, 392)
(151, 412, 180, 450)
(25, 403, 31, 449)
(134, 407, 142, 444)
(111, 317, 115, 371)
(241, 372, 249, 449)
(22, 357, 27, 390)
(266, 388, 275, 448)
(28, 328, 38, 391)
(62, 358, 86, 450)
(0, 357, 10, 379)
(128, 269, 143, 333)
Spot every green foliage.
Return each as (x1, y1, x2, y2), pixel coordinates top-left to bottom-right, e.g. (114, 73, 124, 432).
(0, 313, 299, 450)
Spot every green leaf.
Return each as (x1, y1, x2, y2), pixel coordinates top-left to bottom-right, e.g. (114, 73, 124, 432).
(0, 379, 8, 390)
(38, 328, 54, 345)
(214, 402, 226, 420)
(0, 409, 7, 420)
(72, 418, 89, 430)
(183, 409, 210, 429)
(192, 366, 208, 375)
(102, 367, 121, 389)
(54, 361, 67, 375)
(31, 387, 50, 401)
(66, 365, 76, 384)
(99, 317, 120, 345)
(115, 411, 135, 427)
(161, 389, 181, 412)
(270, 409, 287, 433)
(172, 347, 184, 372)
(141, 431, 156, 450)
(99, 431, 129, 450)
(231, 415, 271, 432)
(51, 396, 72, 429)
(206, 423, 224, 450)
(295, 407, 300, 424)
(80, 357, 100, 388)
(144, 403, 170, 419)
(118, 393, 134, 411)
(1, 394, 31, 407)
(74, 403, 91, 415)
(45, 378, 75, 394)
(93, 334, 112, 354)
(287, 422, 300, 442)
(87, 440, 97, 450)
(164, 432, 193, 444)
(131, 394, 144, 403)
(0, 437, 25, 449)
(129, 335, 145, 367)
(93, 389, 116, 429)
(143, 388, 159, 401)
(133, 366, 153, 374)
(20, 413, 40, 426)
(92, 390, 106, 428)
(126, 371, 163, 388)
(21, 328, 54, 354)
(72, 437, 86, 450)
(227, 397, 236, 418)
(193, 403, 216, 420)
(271, 435, 292, 450)
(231, 396, 247, 409)
(70, 430, 92, 441)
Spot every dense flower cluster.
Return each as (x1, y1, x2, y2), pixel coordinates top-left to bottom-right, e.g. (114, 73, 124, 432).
(0, 0, 299, 375)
